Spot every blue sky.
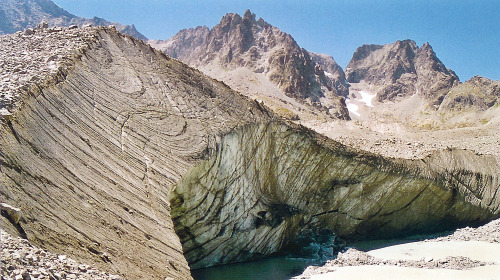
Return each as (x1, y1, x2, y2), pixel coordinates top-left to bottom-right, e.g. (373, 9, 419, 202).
(52, 0, 499, 81)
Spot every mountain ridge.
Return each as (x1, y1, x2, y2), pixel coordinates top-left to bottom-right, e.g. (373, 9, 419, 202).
(150, 10, 495, 127)
(0, 0, 147, 40)
(345, 39, 460, 105)
(150, 9, 350, 121)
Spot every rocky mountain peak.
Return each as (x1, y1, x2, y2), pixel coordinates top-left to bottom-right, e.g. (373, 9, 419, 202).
(202, 9, 297, 58)
(420, 41, 431, 50)
(219, 9, 258, 30)
(467, 75, 500, 88)
(219, 12, 242, 29)
(208, 10, 255, 55)
(350, 44, 383, 63)
(439, 75, 500, 112)
(152, 10, 350, 121)
(415, 42, 454, 75)
(346, 40, 459, 106)
(243, 9, 255, 20)
(0, 0, 147, 40)
(347, 39, 418, 84)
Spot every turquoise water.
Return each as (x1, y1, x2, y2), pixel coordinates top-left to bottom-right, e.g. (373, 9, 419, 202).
(191, 256, 320, 280)
(191, 231, 454, 280)
(190, 239, 401, 280)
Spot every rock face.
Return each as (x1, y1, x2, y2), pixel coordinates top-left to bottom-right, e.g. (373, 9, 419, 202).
(149, 26, 210, 61)
(150, 10, 349, 121)
(439, 76, 500, 111)
(308, 52, 348, 96)
(170, 121, 500, 269)
(0, 26, 271, 280)
(345, 40, 459, 106)
(0, 0, 147, 40)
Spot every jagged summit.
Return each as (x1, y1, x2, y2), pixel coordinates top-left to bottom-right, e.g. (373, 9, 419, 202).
(0, 0, 147, 40)
(345, 40, 459, 105)
(204, 9, 297, 58)
(303, 39, 500, 131)
(150, 11, 496, 129)
(150, 10, 350, 121)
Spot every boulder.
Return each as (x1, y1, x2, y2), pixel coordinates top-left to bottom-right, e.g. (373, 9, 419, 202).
(1, 203, 21, 224)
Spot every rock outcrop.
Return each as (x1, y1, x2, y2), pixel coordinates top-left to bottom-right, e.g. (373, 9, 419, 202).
(0, 0, 147, 40)
(0, 26, 271, 280)
(439, 76, 500, 111)
(308, 52, 349, 96)
(150, 10, 349, 121)
(425, 75, 500, 128)
(149, 26, 210, 62)
(170, 122, 500, 269)
(345, 40, 459, 106)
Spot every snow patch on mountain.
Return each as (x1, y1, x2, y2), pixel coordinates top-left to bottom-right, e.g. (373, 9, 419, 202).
(359, 91, 376, 107)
